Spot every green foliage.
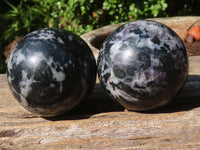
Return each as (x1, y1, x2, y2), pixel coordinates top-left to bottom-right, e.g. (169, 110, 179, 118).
(1, 0, 68, 43)
(0, 0, 168, 73)
(0, 0, 199, 73)
(1, 0, 168, 43)
(66, 0, 168, 34)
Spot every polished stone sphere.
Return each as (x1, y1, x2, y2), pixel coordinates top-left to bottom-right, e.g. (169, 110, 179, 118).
(7, 28, 96, 117)
(97, 20, 188, 111)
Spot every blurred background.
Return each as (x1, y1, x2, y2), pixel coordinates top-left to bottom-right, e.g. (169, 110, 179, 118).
(0, 0, 200, 73)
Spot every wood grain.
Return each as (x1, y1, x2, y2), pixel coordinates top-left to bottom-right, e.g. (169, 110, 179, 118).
(1, 16, 200, 150)
(0, 55, 200, 150)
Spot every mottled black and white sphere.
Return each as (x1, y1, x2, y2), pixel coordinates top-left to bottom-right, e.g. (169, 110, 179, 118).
(97, 20, 188, 111)
(7, 28, 96, 117)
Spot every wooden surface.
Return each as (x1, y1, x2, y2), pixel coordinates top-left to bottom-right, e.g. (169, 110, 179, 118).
(0, 55, 200, 150)
(1, 16, 200, 149)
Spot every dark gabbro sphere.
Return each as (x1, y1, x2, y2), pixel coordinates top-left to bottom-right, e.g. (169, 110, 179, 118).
(97, 20, 188, 111)
(7, 28, 96, 117)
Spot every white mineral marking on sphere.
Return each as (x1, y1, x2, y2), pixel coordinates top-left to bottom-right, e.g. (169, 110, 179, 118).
(116, 29, 124, 37)
(15, 51, 26, 65)
(68, 35, 73, 41)
(151, 58, 161, 67)
(68, 60, 72, 64)
(64, 63, 68, 67)
(110, 69, 119, 84)
(46, 57, 66, 82)
(108, 81, 138, 102)
(133, 34, 159, 51)
(7, 48, 14, 68)
(45, 29, 55, 34)
(7, 51, 16, 83)
(7, 64, 14, 82)
(19, 70, 33, 98)
(7, 76, 12, 84)
(29, 30, 37, 35)
(107, 71, 140, 102)
(30, 29, 56, 41)
(45, 57, 66, 93)
(19, 95, 29, 108)
(50, 83, 55, 88)
(57, 37, 64, 44)
(56, 72, 66, 82)
(110, 41, 123, 61)
(39, 32, 55, 40)
(52, 69, 65, 83)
